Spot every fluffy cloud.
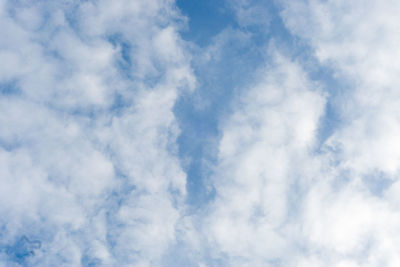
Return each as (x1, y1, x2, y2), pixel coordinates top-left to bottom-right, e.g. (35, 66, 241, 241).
(0, 0, 194, 266)
(2, 0, 400, 266)
(194, 1, 400, 266)
(281, 0, 400, 176)
(202, 49, 326, 266)
(277, 0, 400, 265)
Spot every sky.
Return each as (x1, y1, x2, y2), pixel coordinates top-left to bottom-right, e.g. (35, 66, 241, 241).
(1, 0, 400, 266)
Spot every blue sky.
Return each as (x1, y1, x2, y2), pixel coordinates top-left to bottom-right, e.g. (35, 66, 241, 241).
(1, 0, 400, 266)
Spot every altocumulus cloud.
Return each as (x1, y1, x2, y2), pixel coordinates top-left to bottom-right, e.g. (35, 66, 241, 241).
(1, 0, 400, 266)
(0, 0, 194, 266)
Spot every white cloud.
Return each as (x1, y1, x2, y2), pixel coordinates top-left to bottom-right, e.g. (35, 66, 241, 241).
(0, 0, 194, 265)
(276, 0, 400, 265)
(193, 1, 400, 264)
(202, 48, 326, 266)
(281, 0, 400, 177)
(3, 0, 400, 266)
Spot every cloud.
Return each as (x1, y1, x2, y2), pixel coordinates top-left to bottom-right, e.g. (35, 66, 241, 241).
(0, 0, 194, 266)
(200, 47, 326, 266)
(275, 0, 400, 265)
(280, 0, 400, 176)
(183, 1, 400, 266)
(3, 0, 400, 266)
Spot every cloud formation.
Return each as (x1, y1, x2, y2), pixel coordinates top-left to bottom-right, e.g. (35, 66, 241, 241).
(201, 48, 326, 266)
(1, 0, 400, 266)
(278, 1, 400, 266)
(183, 1, 400, 266)
(0, 0, 194, 266)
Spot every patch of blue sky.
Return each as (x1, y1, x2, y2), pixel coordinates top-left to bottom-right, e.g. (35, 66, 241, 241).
(175, 0, 270, 208)
(177, 0, 238, 46)
(4, 236, 41, 265)
(0, 80, 20, 95)
(173, 36, 266, 207)
(362, 170, 394, 197)
(107, 34, 132, 79)
(81, 255, 102, 267)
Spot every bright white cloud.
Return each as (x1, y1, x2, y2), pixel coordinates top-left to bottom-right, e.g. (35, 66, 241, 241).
(0, 0, 194, 266)
(281, 0, 400, 177)
(187, 1, 400, 266)
(202, 49, 326, 266)
(2, 0, 400, 266)
(277, 0, 400, 265)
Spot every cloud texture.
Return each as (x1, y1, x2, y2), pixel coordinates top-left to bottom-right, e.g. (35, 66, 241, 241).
(1, 0, 400, 266)
(0, 0, 194, 266)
